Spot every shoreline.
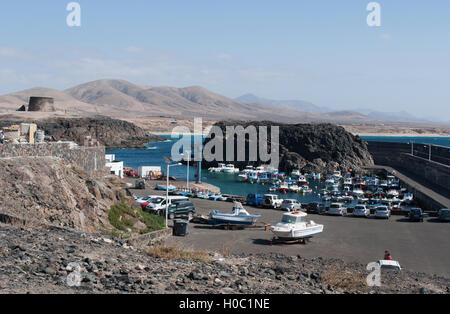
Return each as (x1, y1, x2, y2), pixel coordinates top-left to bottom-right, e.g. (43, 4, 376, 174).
(355, 133, 450, 138)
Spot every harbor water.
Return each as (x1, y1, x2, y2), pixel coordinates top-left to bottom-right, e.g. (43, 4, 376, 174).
(107, 135, 450, 198)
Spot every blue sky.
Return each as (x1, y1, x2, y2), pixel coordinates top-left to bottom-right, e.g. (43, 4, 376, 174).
(0, 0, 449, 120)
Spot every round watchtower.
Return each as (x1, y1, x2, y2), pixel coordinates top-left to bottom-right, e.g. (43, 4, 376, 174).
(28, 97, 56, 112)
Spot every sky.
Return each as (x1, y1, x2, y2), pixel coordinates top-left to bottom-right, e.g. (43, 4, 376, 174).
(0, 0, 449, 121)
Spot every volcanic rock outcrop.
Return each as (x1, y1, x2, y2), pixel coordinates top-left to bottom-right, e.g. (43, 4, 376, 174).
(0, 116, 164, 148)
(203, 121, 374, 174)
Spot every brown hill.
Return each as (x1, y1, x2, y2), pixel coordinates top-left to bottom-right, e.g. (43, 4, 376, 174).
(0, 79, 379, 123)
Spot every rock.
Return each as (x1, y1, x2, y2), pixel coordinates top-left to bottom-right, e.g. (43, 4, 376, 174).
(203, 121, 374, 174)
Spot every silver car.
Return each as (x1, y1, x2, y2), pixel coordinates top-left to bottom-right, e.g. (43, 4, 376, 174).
(375, 206, 391, 219)
(328, 203, 347, 216)
(353, 205, 370, 218)
(280, 199, 301, 212)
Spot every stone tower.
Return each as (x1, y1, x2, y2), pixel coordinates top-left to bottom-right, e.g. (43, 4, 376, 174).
(28, 97, 56, 112)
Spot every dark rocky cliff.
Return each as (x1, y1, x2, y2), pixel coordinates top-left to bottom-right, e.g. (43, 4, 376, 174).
(0, 116, 164, 148)
(203, 121, 374, 174)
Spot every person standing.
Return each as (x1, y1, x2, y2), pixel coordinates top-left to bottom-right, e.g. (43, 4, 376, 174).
(0, 130, 4, 144)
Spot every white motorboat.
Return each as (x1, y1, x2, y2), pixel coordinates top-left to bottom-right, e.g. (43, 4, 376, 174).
(291, 170, 301, 179)
(271, 211, 324, 240)
(222, 164, 240, 174)
(288, 184, 300, 193)
(387, 189, 399, 198)
(209, 202, 261, 226)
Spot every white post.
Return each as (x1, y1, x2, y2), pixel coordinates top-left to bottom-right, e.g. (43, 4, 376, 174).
(187, 151, 190, 191)
(166, 164, 169, 229)
(429, 144, 432, 161)
(411, 141, 414, 155)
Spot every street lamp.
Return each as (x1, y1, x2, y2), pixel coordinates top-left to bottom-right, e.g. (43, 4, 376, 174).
(164, 156, 182, 229)
(181, 150, 191, 191)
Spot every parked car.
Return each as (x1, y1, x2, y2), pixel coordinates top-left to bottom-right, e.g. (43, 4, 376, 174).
(408, 208, 424, 222)
(353, 205, 370, 218)
(280, 199, 301, 212)
(378, 260, 402, 271)
(328, 203, 347, 216)
(163, 201, 196, 220)
(375, 206, 391, 219)
(135, 179, 146, 189)
(246, 194, 264, 207)
(145, 196, 189, 213)
(263, 194, 283, 209)
(438, 208, 450, 222)
(306, 202, 327, 215)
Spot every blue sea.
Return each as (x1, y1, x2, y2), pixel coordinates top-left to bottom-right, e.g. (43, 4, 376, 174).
(107, 135, 450, 197)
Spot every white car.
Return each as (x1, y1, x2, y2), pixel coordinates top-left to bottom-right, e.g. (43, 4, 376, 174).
(146, 196, 189, 213)
(135, 195, 159, 204)
(375, 206, 391, 219)
(378, 260, 401, 271)
(280, 199, 301, 212)
(353, 205, 370, 218)
(263, 194, 283, 209)
(328, 203, 347, 216)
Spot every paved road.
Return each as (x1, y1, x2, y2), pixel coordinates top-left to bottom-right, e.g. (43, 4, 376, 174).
(130, 182, 450, 277)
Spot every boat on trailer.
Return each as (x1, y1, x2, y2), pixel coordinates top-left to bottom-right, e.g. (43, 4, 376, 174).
(270, 211, 324, 241)
(209, 202, 261, 226)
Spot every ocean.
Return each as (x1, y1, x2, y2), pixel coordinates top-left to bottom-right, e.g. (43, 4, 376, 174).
(107, 135, 450, 198)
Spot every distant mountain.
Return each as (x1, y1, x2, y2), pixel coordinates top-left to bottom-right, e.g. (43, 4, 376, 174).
(0, 79, 379, 124)
(235, 93, 330, 113)
(355, 109, 432, 123)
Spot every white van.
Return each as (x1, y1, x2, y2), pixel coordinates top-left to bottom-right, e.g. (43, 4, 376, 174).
(145, 196, 189, 213)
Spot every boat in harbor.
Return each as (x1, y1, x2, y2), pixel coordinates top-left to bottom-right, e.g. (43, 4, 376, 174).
(156, 184, 176, 191)
(223, 164, 240, 174)
(270, 211, 324, 240)
(291, 169, 301, 179)
(237, 173, 248, 182)
(209, 202, 261, 226)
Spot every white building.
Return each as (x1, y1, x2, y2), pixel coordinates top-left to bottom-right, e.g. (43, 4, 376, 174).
(105, 154, 124, 178)
(105, 154, 115, 163)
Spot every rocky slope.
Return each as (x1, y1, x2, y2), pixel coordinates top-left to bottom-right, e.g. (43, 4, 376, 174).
(0, 115, 164, 148)
(0, 224, 448, 294)
(0, 157, 123, 233)
(203, 121, 374, 174)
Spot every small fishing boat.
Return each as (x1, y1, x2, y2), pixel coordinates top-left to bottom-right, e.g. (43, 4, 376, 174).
(297, 175, 309, 186)
(270, 211, 324, 241)
(291, 170, 301, 179)
(288, 184, 300, 193)
(237, 173, 248, 182)
(223, 164, 240, 174)
(301, 185, 313, 193)
(209, 202, 261, 226)
(156, 185, 176, 191)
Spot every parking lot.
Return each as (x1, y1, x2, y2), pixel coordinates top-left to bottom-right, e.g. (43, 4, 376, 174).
(131, 184, 450, 277)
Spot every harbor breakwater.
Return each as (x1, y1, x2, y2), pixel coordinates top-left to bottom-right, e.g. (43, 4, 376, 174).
(368, 141, 450, 196)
